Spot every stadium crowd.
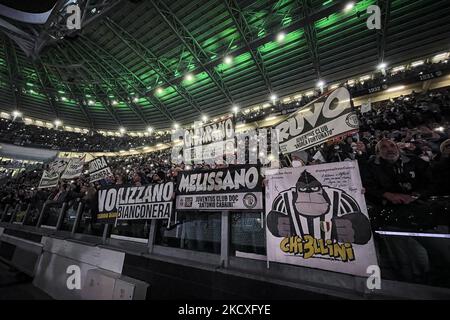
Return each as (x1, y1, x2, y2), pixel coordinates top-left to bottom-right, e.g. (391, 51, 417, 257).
(0, 59, 449, 152)
(0, 118, 171, 152)
(2, 88, 450, 214)
(1, 86, 450, 286)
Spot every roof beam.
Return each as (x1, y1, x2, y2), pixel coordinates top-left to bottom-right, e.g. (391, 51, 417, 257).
(298, 0, 321, 80)
(44, 54, 97, 128)
(223, 0, 273, 95)
(79, 32, 175, 122)
(64, 41, 150, 126)
(3, 37, 22, 112)
(376, 0, 391, 64)
(37, 60, 94, 128)
(32, 61, 60, 119)
(52, 46, 122, 127)
(104, 18, 202, 115)
(149, 0, 235, 105)
(108, 0, 348, 91)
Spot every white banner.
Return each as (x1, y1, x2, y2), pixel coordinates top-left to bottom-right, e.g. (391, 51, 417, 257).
(48, 158, 69, 175)
(38, 170, 59, 189)
(176, 165, 263, 211)
(61, 156, 85, 180)
(360, 100, 372, 114)
(265, 161, 377, 276)
(88, 156, 113, 182)
(275, 87, 358, 154)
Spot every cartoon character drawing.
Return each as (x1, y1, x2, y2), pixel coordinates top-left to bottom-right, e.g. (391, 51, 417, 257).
(267, 170, 372, 244)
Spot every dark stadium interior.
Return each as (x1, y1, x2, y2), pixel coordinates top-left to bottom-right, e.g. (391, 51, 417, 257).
(0, 0, 450, 302)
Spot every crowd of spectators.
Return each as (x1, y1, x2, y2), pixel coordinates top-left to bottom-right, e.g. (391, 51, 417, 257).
(0, 118, 171, 152)
(0, 59, 449, 152)
(1, 85, 450, 286)
(2, 88, 450, 216)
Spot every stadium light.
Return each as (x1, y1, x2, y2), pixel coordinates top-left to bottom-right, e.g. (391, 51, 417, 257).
(276, 32, 285, 42)
(12, 110, 22, 118)
(156, 87, 163, 95)
(377, 62, 387, 70)
(330, 84, 339, 90)
(54, 119, 62, 127)
(386, 85, 405, 93)
(173, 123, 179, 129)
(411, 60, 424, 67)
(185, 73, 194, 81)
(88, 100, 95, 105)
(147, 126, 153, 133)
(232, 105, 239, 114)
(201, 114, 208, 122)
(133, 97, 139, 103)
(61, 96, 67, 101)
(344, 2, 354, 12)
(119, 127, 126, 134)
(224, 56, 233, 65)
(112, 100, 118, 105)
(270, 94, 278, 101)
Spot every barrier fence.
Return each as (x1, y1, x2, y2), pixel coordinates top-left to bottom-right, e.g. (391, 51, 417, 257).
(1, 195, 449, 289)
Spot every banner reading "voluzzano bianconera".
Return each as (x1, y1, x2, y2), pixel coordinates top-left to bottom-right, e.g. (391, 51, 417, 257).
(275, 87, 359, 154)
(175, 165, 263, 211)
(97, 182, 174, 223)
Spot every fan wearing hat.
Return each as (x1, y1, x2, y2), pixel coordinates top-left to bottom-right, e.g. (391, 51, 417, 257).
(290, 150, 308, 167)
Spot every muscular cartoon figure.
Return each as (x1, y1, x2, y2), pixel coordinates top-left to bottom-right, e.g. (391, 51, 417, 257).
(267, 170, 372, 244)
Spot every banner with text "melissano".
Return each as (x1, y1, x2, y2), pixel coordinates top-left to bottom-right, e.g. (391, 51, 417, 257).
(275, 87, 359, 154)
(97, 182, 174, 223)
(175, 165, 263, 211)
(88, 156, 113, 182)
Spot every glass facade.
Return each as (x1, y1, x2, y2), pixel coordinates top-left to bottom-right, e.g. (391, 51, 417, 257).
(230, 212, 266, 256)
(155, 211, 221, 254)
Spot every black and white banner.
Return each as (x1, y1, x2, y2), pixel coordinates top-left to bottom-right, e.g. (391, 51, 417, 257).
(174, 117, 235, 164)
(61, 156, 85, 180)
(275, 87, 359, 154)
(97, 182, 174, 223)
(265, 161, 377, 276)
(360, 100, 372, 114)
(38, 170, 60, 189)
(48, 158, 69, 175)
(88, 156, 113, 182)
(176, 165, 263, 211)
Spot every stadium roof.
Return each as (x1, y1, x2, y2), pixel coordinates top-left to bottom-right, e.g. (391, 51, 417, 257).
(0, 0, 449, 131)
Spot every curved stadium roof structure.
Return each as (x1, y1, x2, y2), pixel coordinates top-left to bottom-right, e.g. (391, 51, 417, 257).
(0, 0, 450, 131)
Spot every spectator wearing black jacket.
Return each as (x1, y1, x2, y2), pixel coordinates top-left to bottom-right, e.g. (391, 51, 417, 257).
(364, 138, 431, 207)
(432, 139, 450, 196)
